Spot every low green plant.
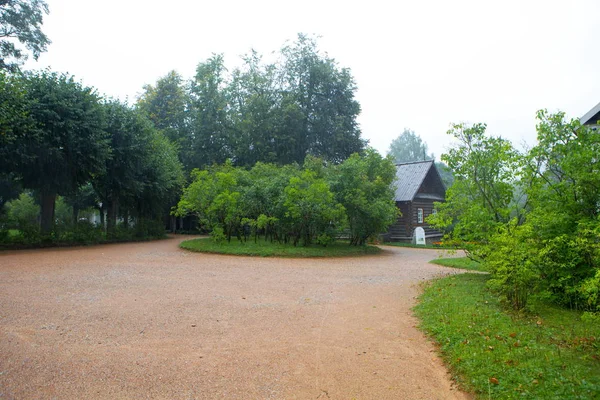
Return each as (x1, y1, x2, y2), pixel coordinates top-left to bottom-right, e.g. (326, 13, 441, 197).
(414, 273, 600, 399)
(209, 226, 226, 244)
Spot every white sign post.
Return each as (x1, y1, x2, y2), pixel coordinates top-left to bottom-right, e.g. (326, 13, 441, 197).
(414, 227, 426, 246)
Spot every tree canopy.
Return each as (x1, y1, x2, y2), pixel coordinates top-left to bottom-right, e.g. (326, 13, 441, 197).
(137, 34, 366, 173)
(3, 70, 109, 232)
(0, 0, 50, 71)
(430, 113, 600, 312)
(387, 128, 434, 163)
(176, 151, 397, 246)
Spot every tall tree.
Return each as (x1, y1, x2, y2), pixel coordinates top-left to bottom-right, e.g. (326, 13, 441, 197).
(278, 34, 364, 164)
(387, 128, 434, 163)
(0, 0, 50, 71)
(93, 100, 184, 237)
(93, 100, 144, 237)
(0, 71, 28, 212)
(189, 54, 230, 169)
(428, 123, 520, 244)
(136, 71, 190, 163)
(4, 70, 109, 233)
(227, 50, 279, 167)
(330, 149, 398, 245)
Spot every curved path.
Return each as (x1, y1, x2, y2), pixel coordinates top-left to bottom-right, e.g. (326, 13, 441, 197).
(0, 236, 470, 399)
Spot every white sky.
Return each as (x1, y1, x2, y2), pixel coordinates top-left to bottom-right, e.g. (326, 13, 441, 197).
(25, 0, 600, 160)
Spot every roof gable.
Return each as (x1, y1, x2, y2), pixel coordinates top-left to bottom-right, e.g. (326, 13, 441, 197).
(394, 160, 446, 202)
(581, 101, 600, 126)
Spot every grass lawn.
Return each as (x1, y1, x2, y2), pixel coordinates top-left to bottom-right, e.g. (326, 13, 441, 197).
(429, 257, 487, 272)
(414, 273, 600, 399)
(383, 242, 458, 250)
(180, 237, 382, 257)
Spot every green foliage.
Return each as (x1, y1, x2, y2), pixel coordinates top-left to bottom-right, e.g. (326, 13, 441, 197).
(176, 162, 243, 241)
(2, 70, 110, 233)
(0, 0, 51, 71)
(415, 273, 600, 399)
(54, 196, 72, 224)
(282, 169, 346, 246)
(429, 122, 521, 247)
(4, 191, 38, 229)
(209, 225, 226, 244)
(57, 220, 104, 244)
(137, 34, 365, 170)
(484, 221, 541, 310)
(434, 112, 600, 311)
(137, 70, 189, 150)
(277, 34, 364, 164)
(330, 149, 399, 245)
(180, 237, 381, 258)
(387, 128, 434, 163)
(176, 153, 398, 247)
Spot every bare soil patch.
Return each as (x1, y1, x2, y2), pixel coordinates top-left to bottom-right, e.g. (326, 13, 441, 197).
(0, 236, 470, 399)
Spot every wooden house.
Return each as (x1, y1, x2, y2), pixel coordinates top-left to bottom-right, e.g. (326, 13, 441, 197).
(384, 160, 446, 242)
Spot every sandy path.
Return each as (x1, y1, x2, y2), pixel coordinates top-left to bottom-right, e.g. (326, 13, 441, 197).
(0, 236, 470, 399)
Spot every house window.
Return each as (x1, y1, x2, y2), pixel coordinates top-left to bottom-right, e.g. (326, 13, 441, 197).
(417, 208, 424, 223)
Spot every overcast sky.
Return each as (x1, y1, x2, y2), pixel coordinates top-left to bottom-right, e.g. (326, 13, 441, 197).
(25, 0, 600, 160)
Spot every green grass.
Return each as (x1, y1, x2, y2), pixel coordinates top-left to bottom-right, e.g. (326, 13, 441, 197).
(383, 241, 458, 250)
(414, 273, 600, 399)
(430, 257, 487, 272)
(180, 237, 382, 257)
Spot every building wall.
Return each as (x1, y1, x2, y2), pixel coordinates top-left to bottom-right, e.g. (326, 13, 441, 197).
(384, 200, 443, 241)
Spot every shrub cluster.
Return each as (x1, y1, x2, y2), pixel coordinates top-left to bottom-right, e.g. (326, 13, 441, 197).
(430, 111, 600, 312)
(175, 150, 398, 247)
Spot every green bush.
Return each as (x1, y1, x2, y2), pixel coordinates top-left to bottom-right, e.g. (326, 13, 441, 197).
(537, 222, 600, 310)
(58, 220, 104, 244)
(485, 221, 540, 310)
(5, 192, 39, 229)
(210, 225, 226, 243)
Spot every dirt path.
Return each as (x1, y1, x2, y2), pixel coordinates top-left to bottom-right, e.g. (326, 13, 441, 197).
(0, 237, 470, 399)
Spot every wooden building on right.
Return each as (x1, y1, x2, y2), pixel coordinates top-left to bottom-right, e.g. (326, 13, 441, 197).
(384, 160, 446, 243)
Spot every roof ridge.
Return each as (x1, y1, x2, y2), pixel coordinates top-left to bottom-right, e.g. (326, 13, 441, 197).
(394, 159, 435, 166)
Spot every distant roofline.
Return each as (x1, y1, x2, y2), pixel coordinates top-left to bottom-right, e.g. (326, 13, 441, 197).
(580, 101, 600, 126)
(394, 159, 435, 167)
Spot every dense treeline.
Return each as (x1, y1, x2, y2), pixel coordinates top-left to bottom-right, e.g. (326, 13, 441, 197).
(430, 112, 600, 313)
(137, 34, 365, 173)
(0, 70, 184, 243)
(0, 34, 368, 244)
(175, 150, 398, 246)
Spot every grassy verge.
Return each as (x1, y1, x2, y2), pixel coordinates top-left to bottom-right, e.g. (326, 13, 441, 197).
(180, 237, 381, 257)
(383, 242, 458, 250)
(414, 273, 600, 399)
(430, 257, 487, 272)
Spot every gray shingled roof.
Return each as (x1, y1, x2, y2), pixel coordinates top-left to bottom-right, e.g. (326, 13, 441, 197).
(580, 101, 600, 126)
(393, 160, 435, 202)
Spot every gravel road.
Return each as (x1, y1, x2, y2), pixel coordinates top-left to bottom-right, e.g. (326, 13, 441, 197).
(0, 236, 470, 399)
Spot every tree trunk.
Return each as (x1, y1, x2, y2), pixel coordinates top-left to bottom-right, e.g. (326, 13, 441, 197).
(72, 206, 79, 225)
(122, 209, 129, 229)
(98, 206, 105, 227)
(106, 198, 119, 238)
(40, 191, 56, 234)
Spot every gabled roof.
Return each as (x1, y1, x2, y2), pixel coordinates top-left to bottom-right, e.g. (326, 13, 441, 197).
(580, 101, 600, 126)
(394, 160, 440, 202)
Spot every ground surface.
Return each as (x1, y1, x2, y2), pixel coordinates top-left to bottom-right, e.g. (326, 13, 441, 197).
(0, 236, 470, 400)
